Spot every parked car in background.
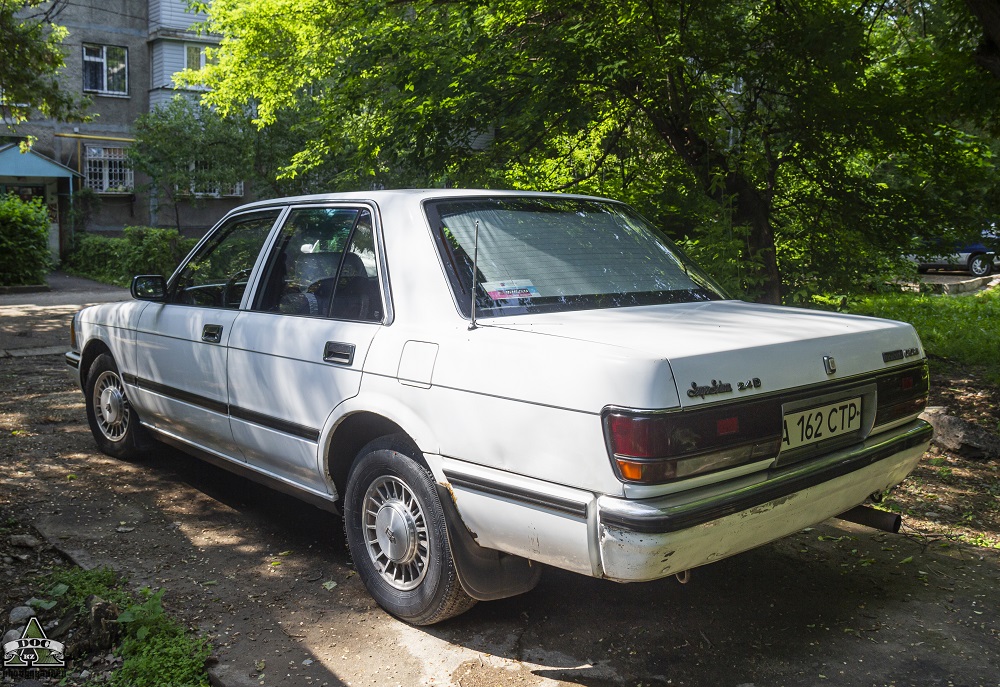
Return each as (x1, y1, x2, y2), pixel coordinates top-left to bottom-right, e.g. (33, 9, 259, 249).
(67, 190, 932, 624)
(910, 228, 1000, 277)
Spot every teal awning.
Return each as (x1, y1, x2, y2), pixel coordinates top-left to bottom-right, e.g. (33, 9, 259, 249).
(0, 144, 81, 179)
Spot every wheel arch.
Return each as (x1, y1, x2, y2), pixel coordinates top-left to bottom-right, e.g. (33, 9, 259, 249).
(326, 412, 408, 502)
(323, 402, 542, 603)
(322, 394, 440, 504)
(79, 338, 113, 386)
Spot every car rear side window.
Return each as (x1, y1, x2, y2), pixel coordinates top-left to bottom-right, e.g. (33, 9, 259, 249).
(254, 207, 384, 322)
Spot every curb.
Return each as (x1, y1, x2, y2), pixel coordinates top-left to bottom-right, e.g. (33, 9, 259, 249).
(0, 346, 68, 359)
(917, 275, 999, 294)
(0, 284, 50, 295)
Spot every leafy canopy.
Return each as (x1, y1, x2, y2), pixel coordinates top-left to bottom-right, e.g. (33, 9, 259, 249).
(129, 96, 250, 229)
(1, 0, 88, 147)
(190, 0, 1000, 302)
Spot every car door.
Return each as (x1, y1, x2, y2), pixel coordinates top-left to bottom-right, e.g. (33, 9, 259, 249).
(132, 209, 282, 458)
(226, 205, 386, 494)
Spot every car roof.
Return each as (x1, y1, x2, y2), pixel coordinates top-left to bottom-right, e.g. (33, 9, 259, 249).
(231, 188, 616, 213)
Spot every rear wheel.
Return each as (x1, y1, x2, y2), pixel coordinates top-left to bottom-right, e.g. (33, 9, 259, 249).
(344, 436, 475, 625)
(968, 253, 993, 277)
(84, 353, 145, 460)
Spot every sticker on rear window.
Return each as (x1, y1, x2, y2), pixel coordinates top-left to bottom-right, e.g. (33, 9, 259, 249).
(482, 280, 541, 300)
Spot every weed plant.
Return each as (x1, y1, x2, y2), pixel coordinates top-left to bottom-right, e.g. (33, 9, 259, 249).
(35, 567, 210, 687)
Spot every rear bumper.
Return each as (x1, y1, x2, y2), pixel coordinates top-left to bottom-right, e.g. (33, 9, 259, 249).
(596, 419, 931, 581)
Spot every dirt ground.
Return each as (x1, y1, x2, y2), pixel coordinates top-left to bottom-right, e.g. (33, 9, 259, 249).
(1, 293, 999, 686)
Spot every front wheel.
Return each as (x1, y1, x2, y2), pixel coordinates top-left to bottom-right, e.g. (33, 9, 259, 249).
(84, 353, 145, 460)
(344, 436, 475, 625)
(968, 253, 993, 277)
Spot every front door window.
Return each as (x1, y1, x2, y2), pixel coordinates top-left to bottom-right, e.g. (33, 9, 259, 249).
(171, 211, 279, 308)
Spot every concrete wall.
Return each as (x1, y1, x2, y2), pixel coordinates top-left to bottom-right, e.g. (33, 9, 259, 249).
(12, 0, 244, 249)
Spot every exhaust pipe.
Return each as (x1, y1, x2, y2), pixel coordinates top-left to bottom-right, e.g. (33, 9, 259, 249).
(835, 505, 901, 533)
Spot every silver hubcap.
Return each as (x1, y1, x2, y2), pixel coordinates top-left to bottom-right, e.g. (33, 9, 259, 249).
(363, 476, 429, 590)
(93, 370, 129, 441)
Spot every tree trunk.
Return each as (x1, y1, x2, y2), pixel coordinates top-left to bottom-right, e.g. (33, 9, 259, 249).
(643, 107, 783, 303)
(729, 174, 782, 305)
(965, 0, 1000, 79)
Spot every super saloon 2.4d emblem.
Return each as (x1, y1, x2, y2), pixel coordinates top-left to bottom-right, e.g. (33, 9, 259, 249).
(687, 380, 734, 398)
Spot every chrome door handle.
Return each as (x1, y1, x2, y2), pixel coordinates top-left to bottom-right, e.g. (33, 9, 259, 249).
(324, 341, 355, 366)
(202, 324, 224, 343)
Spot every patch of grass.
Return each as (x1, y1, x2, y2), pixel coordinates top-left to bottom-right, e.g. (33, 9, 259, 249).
(31, 567, 210, 686)
(113, 588, 211, 687)
(844, 288, 1000, 384)
(43, 565, 132, 612)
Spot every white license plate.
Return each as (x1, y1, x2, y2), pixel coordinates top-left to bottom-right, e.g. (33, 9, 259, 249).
(781, 397, 862, 451)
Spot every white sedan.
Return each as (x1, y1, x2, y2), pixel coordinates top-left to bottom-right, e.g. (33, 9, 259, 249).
(67, 190, 932, 624)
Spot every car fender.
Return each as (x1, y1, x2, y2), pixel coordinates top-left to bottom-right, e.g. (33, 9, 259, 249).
(316, 386, 443, 489)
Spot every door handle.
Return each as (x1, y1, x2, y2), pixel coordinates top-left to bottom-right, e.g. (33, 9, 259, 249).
(324, 341, 355, 366)
(202, 324, 224, 343)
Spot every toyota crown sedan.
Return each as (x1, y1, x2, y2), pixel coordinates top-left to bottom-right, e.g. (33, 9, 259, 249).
(67, 190, 932, 624)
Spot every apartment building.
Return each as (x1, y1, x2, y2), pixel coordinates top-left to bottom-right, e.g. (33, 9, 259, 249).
(0, 0, 246, 260)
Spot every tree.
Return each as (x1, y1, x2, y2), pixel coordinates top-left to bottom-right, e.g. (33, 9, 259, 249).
(0, 0, 88, 146)
(193, 0, 1000, 302)
(964, 0, 1000, 79)
(129, 96, 250, 230)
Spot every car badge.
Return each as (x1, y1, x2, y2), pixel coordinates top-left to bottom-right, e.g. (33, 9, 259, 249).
(687, 380, 733, 399)
(823, 356, 837, 375)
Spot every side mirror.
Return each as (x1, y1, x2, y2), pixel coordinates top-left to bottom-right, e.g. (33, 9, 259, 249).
(131, 275, 167, 301)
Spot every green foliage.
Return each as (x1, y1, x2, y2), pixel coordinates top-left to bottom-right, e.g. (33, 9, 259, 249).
(191, 0, 1000, 304)
(65, 226, 198, 286)
(113, 588, 211, 687)
(129, 96, 251, 229)
(68, 187, 102, 233)
(0, 1, 89, 144)
(0, 194, 51, 285)
(38, 570, 210, 686)
(42, 566, 131, 613)
(846, 288, 1000, 384)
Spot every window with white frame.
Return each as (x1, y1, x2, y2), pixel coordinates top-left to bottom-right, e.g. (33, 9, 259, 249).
(185, 44, 206, 71)
(85, 146, 134, 193)
(190, 159, 244, 198)
(83, 44, 128, 95)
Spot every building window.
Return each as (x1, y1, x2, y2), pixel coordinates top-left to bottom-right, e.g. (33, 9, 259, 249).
(190, 159, 244, 198)
(185, 45, 206, 71)
(85, 146, 134, 193)
(83, 44, 128, 95)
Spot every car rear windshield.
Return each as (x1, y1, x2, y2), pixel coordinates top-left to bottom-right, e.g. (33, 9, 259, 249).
(425, 196, 725, 318)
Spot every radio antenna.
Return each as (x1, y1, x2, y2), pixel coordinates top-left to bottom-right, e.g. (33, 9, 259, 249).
(469, 219, 480, 331)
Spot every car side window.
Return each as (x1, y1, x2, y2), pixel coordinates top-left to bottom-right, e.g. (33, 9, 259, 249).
(254, 207, 383, 322)
(171, 211, 279, 308)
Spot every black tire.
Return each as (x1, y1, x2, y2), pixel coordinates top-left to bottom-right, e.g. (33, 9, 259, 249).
(84, 353, 146, 460)
(344, 436, 475, 625)
(968, 254, 993, 277)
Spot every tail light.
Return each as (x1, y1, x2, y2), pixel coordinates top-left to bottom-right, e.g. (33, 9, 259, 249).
(874, 362, 928, 427)
(603, 401, 783, 485)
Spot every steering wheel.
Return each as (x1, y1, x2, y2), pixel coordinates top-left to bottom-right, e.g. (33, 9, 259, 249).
(222, 268, 253, 307)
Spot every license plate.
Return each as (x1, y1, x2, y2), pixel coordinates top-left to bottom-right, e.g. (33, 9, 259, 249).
(781, 397, 862, 451)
